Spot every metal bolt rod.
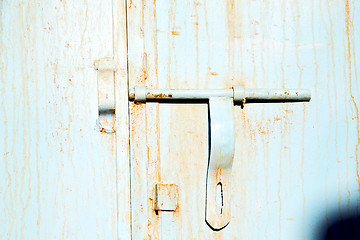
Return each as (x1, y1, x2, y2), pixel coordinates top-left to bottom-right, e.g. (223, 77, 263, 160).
(244, 88, 311, 101)
(129, 87, 311, 102)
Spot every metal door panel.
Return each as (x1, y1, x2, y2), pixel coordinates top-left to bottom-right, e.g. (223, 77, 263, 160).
(0, 0, 130, 238)
(128, 0, 360, 239)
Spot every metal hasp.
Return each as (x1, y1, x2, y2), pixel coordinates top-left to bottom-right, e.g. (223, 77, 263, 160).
(207, 97, 235, 230)
(154, 184, 179, 211)
(130, 86, 311, 230)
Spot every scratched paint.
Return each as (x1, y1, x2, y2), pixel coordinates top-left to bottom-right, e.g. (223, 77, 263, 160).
(128, 0, 360, 239)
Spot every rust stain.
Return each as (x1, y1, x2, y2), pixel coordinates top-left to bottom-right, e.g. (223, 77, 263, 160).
(164, 105, 207, 235)
(215, 168, 222, 181)
(326, 1, 342, 221)
(146, 103, 161, 238)
(130, 103, 145, 133)
(193, 0, 200, 88)
(129, 0, 135, 8)
(140, 27, 144, 38)
(171, 30, 180, 36)
(210, 72, 218, 76)
(226, 0, 235, 79)
(141, 69, 147, 81)
(345, 0, 360, 190)
(148, 93, 172, 98)
(139, 53, 148, 83)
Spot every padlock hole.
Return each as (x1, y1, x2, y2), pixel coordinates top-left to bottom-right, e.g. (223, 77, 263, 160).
(216, 182, 224, 214)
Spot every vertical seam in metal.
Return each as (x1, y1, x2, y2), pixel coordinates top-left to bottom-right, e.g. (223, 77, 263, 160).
(110, 1, 120, 240)
(127, 7, 134, 240)
(142, 1, 151, 237)
(124, 0, 133, 239)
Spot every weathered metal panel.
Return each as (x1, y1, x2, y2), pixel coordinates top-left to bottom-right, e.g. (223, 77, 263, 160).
(113, 0, 132, 238)
(0, 0, 130, 239)
(128, 0, 360, 239)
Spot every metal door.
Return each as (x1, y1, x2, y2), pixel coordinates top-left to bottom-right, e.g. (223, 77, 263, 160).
(127, 0, 360, 239)
(2, 0, 360, 239)
(0, 0, 131, 238)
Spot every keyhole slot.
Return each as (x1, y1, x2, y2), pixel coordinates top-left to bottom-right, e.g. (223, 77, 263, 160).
(216, 182, 224, 214)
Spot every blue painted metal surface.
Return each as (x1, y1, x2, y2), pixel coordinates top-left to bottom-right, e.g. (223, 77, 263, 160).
(1, 0, 359, 239)
(128, 0, 360, 239)
(0, 0, 130, 239)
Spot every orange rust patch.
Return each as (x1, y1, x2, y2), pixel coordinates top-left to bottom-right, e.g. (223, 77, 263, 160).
(210, 72, 219, 76)
(150, 93, 172, 98)
(259, 126, 269, 134)
(274, 117, 282, 121)
(129, 0, 135, 8)
(215, 168, 222, 181)
(171, 31, 180, 36)
(130, 103, 145, 126)
(140, 69, 147, 82)
(68, 78, 71, 82)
